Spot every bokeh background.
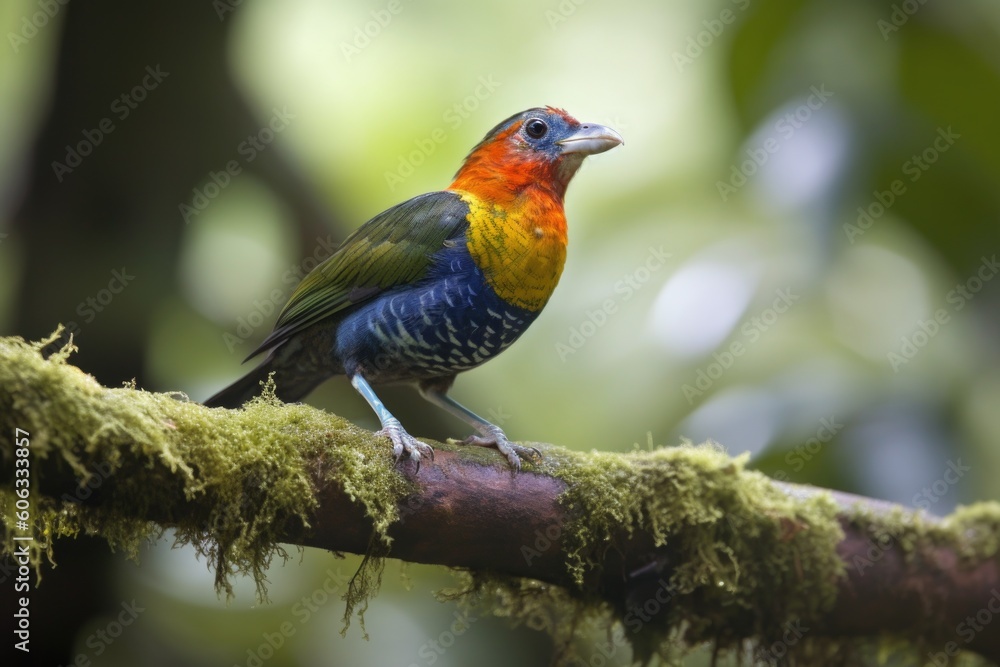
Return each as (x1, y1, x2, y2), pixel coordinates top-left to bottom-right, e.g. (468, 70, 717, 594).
(2, 0, 999, 664)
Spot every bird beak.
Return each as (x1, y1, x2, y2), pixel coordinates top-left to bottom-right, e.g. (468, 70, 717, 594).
(556, 123, 624, 156)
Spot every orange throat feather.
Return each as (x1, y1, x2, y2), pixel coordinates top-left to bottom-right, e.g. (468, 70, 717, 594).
(447, 124, 583, 312)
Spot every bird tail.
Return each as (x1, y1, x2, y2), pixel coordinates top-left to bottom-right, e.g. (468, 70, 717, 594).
(203, 353, 324, 409)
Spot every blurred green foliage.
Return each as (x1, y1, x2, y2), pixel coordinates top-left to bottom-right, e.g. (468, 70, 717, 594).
(2, 0, 999, 664)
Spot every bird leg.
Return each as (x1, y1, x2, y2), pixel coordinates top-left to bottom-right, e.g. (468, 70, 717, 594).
(350, 374, 434, 466)
(418, 384, 541, 471)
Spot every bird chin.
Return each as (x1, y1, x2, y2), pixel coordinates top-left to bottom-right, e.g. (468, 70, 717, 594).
(557, 154, 586, 183)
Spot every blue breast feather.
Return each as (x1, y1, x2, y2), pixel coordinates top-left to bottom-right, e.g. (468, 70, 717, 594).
(333, 240, 539, 383)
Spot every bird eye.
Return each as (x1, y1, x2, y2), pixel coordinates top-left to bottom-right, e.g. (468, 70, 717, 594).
(524, 119, 548, 139)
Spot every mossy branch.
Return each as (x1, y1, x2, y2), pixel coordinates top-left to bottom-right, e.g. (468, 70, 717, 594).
(2, 332, 1000, 665)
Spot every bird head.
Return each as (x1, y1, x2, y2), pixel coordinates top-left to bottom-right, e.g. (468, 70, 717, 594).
(450, 107, 623, 202)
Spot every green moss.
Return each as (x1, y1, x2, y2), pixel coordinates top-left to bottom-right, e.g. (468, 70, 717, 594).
(0, 330, 407, 624)
(3, 331, 999, 665)
(446, 442, 848, 663)
(842, 500, 1000, 571)
(483, 444, 997, 665)
(945, 503, 1000, 561)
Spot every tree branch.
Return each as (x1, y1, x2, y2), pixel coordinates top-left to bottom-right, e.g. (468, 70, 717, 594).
(2, 333, 999, 664)
(303, 453, 1000, 662)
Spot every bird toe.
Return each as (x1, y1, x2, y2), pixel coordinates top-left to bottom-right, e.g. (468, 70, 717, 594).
(459, 429, 540, 471)
(379, 420, 434, 469)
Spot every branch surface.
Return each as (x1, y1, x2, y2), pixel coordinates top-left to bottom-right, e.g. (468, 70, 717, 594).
(2, 333, 999, 664)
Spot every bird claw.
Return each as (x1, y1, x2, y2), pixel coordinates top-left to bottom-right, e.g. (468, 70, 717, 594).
(460, 426, 541, 472)
(378, 419, 434, 470)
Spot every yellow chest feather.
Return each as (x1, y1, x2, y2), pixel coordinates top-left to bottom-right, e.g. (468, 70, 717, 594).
(455, 190, 567, 312)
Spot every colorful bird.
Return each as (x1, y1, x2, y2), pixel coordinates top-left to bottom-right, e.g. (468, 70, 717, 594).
(205, 107, 622, 470)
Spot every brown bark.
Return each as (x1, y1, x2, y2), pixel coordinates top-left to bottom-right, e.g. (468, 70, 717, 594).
(294, 451, 1000, 663)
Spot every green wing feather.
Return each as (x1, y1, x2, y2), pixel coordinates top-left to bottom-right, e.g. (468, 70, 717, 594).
(245, 190, 470, 360)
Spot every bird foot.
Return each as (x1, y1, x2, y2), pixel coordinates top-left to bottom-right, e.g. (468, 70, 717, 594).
(378, 418, 434, 469)
(460, 426, 541, 472)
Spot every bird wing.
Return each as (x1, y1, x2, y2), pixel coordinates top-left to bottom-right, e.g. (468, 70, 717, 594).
(245, 190, 471, 360)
